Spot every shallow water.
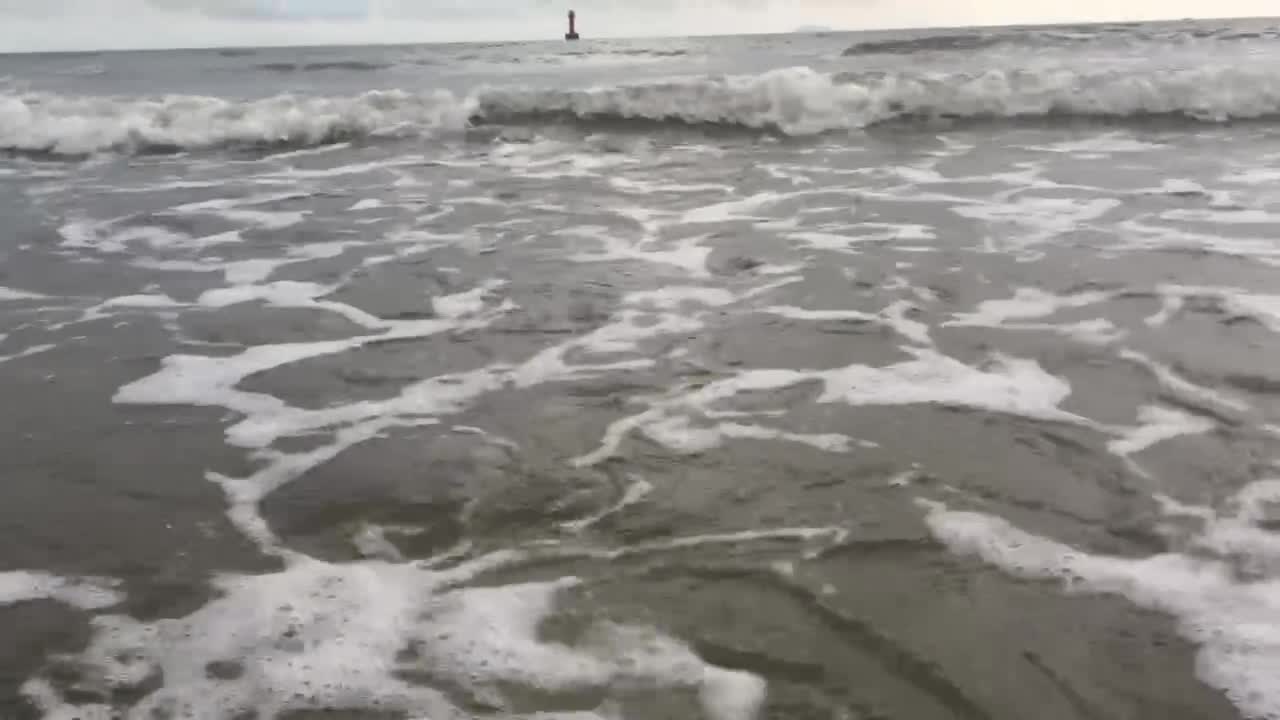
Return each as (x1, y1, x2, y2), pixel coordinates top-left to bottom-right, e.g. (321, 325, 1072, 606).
(4, 17, 1280, 720)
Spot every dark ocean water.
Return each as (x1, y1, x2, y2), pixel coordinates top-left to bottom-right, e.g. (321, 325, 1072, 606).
(3, 17, 1280, 720)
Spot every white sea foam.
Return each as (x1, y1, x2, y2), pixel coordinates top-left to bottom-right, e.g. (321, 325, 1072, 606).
(953, 196, 1120, 250)
(562, 226, 713, 276)
(199, 280, 332, 305)
(13, 64, 1280, 155)
(761, 306, 876, 323)
(785, 222, 934, 253)
(919, 487, 1280, 720)
(0, 571, 121, 610)
(269, 156, 430, 180)
(1108, 405, 1216, 456)
(104, 294, 184, 308)
(561, 476, 655, 533)
(57, 259, 820, 716)
(433, 280, 506, 318)
(1138, 179, 1237, 210)
(948, 287, 1114, 326)
(817, 348, 1085, 424)
(131, 237, 363, 287)
(118, 282, 737, 464)
(1223, 168, 1280, 186)
(263, 141, 353, 161)
(166, 193, 310, 231)
(512, 309, 693, 389)
(609, 176, 736, 195)
(1224, 293, 1280, 332)
(1156, 178, 1208, 195)
(628, 286, 738, 310)
(116, 317, 507, 454)
(762, 300, 931, 345)
(1115, 219, 1280, 264)
(944, 289, 1126, 345)
(1148, 284, 1280, 333)
(197, 278, 429, 331)
(23, 556, 765, 720)
(1145, 292, 1185, 327)
(882, 300, 931, 345)
(575, 347, 1086, 466)
(57, 219, 224, 254)
(0, 287, 47, 301)
(1028, 318, 1126, 345)
(641, 415, 854, 456)
(1162, 208, 1280, 225)
(1028, 134, 1166, 154)
(491, 142, 645, 180)
(1119, 348, 1250, 414)
(771, 228, 837, 251)
(142, 281, 746, 480)
(588, 526, 848, 561)
(0, 343, 56, 364)
(681, 192, 781, 224)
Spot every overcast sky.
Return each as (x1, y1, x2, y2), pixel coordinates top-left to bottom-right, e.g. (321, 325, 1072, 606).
(0, 0, 1274, 52)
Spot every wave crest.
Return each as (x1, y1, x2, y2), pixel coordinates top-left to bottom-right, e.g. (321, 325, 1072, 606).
(6, 65, 1280, 156)
(0, 89, 471, 156)
(842, 24, 1280, 56)
(480, 65, 1280, 131)
(844, 33, 1015, 56)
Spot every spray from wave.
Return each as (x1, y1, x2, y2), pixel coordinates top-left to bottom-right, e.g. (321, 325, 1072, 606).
(6, 65, 1280, 156)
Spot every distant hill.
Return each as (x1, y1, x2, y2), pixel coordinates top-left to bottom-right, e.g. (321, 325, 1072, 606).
(793, 25, 836, 34)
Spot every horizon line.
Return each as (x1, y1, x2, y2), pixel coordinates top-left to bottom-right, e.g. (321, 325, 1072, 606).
(0, 13, 1273, 56)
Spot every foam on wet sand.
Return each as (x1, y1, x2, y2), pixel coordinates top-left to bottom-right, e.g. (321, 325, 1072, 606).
(22, 557, 766, 720)
(919, 486, 1280, 720)
(12, 28, 1280, 720)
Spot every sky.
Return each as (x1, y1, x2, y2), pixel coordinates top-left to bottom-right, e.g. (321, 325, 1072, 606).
(0, 0, 1275, 53)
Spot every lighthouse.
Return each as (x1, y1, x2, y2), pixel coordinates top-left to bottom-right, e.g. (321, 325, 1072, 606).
(565, 9, 580, 40)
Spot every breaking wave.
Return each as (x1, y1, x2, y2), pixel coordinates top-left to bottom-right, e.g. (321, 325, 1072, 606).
(843, 32, 1025, 56)
(7, 65, 1280, 155)
(842, 24, 1280, 55)
(0, 89, 472, 156)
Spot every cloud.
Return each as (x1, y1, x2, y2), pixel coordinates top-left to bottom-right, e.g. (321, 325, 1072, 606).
(0, 0, 1273, 52)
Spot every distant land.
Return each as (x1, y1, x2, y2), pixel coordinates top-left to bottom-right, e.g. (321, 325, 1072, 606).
(792, 25, 836, 33)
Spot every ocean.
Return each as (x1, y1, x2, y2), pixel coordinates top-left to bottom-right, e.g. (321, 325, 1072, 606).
(2, 16, 1280, 720)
